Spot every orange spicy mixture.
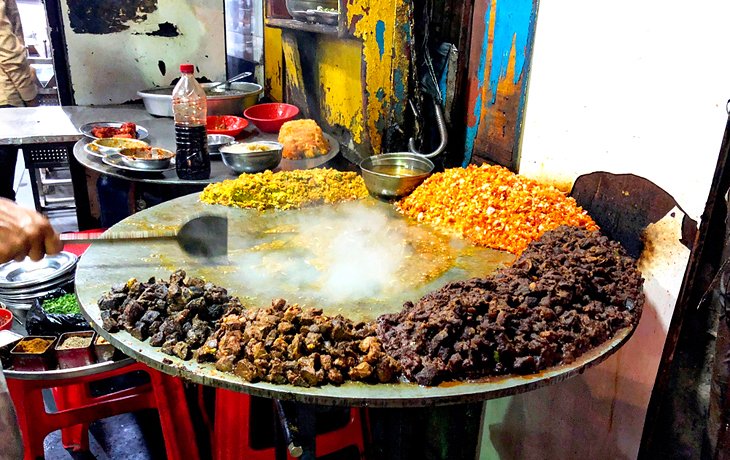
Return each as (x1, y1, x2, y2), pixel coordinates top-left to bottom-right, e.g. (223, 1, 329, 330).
(14, 338, 52, 354)
(396, 164, 599, 255)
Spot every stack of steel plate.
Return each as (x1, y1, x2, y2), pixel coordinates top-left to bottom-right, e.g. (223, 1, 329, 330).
(0, 252, 77, 319)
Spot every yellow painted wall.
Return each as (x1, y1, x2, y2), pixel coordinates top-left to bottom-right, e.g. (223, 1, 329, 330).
(316, 37, 364, 144)
(264, 26, 283, 102)
(346, 0, 410, 154)
(263, 0, 411, 157)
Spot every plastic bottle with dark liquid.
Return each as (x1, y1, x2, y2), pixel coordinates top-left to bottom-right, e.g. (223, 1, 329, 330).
(172, 63, 210, 180)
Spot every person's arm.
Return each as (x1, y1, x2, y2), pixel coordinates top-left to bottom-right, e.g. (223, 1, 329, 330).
(0, 198, 62, 262)
(0, 0, 38, 105)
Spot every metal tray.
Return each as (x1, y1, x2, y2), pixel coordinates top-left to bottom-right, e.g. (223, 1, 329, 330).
(0, 252, 77, 289)
(55, 331, 95, 369)
(102, 153, 175, 173)
(10, 336, 57, 371)
(252, 132, 340, 170)
(79, 122, 149, 140)
(74, 193, 638, 408)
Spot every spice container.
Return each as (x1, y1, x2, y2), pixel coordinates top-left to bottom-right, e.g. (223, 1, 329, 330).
(93, 334, 116, 362)
(10, 336, 57, 371)
(55, 331, 94, 369)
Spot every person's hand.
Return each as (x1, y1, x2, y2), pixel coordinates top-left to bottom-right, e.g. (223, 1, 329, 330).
(0, 199, 62, 263)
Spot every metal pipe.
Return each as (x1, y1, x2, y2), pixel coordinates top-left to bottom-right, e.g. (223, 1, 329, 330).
(408, 99, 448, 159)
(274, 400, 304, 457)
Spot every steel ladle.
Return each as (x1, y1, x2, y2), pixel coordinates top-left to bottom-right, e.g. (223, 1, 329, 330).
(59, 215, 228, 258)
(208, 71, 253, 91)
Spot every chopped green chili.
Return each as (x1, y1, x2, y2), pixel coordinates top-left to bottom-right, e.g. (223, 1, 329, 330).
(42, 293, 80, 314)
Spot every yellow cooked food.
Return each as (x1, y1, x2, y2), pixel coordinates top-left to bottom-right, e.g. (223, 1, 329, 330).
(277, 119, 330, 160)
(200, 168, 368, 210)
(396, 164, 599, 255)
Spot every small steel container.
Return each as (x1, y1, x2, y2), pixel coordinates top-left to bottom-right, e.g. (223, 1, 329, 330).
(10, 336, 57, 371)
(118, 147, 175, 170)
(220, 141, 283, 173)
(0, 330, 23, 368)
(207, 134, 235, 154)
(55, 331, 95, 369)
(359, 153, 434, 200)
(93, 334, 116, 362)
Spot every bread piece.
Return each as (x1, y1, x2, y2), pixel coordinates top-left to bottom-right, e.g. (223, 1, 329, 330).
(277, 119, 330, 160)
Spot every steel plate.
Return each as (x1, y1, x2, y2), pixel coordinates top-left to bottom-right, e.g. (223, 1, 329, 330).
(252, 132, 340, 170)
(75, 193, 638, 407)
(0, 271, 74, 295)
(79, 122, 149, 140)
(0, 252, 77, 289)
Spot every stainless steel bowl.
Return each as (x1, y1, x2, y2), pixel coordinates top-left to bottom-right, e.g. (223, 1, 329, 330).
(137, 82, 263, 117)
(207, 134, 235, 154)
(220, 141, 283, 174)
(118, 147, 175, 170)
(359, 153, 434, 200)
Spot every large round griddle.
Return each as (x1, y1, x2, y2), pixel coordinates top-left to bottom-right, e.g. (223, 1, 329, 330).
(75, 193, 637, 408)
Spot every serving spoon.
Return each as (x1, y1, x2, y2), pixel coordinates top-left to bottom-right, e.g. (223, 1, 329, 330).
(208, 71, 253, 91)
(60, 215, 228, 258)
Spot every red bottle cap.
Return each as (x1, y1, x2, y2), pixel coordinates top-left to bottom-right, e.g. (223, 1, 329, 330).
(180, 63, 194, 73)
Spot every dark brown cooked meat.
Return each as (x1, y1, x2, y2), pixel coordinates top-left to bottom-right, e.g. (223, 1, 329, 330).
(203, 298, 401, 387)
(376, 225, 644, 386)
(98, 270, 240, 358)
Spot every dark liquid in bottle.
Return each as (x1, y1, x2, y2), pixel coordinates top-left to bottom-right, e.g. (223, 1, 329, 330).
(175, 124, 210, 180)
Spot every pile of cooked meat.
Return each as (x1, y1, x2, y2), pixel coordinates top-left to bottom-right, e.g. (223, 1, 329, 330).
(98, 225, 644, 387)
(196, 299, 401, 386)
(376, 226, 645, 385)
(98, 270, 240, 360)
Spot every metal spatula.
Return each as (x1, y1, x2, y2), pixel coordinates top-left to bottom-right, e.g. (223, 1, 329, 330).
(60, 215, 228, 258)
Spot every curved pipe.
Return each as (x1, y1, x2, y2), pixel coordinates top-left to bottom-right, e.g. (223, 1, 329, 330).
(408, 99, 448, 159)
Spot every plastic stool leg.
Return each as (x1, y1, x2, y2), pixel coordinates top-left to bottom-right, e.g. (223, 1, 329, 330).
(52, 383, 90, 451)
(7, 379, 50, 460)
(147, 369, 200, 460)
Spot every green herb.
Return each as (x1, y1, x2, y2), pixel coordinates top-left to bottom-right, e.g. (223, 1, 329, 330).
(42, 293, 80, 314)
(493, 350, 501, 363)
(316, 6, 337, 12)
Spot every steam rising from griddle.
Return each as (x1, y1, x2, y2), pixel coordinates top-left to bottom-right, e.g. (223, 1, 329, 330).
(228, 203, 414, 305)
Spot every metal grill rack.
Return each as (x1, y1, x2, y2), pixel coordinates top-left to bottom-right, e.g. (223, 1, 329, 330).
(21, 142, 76, 214)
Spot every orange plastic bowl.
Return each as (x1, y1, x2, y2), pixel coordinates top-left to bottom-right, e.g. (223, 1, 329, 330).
(243, 103, 300, 133)
(0, 308, 13, 331)
(206, 115, 249, 137)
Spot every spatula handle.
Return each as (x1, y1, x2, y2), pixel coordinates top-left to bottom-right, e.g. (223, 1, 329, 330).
(60, 230, 178, 244)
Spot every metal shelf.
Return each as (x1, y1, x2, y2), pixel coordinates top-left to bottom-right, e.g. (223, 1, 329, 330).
(265, 17, 338, 35)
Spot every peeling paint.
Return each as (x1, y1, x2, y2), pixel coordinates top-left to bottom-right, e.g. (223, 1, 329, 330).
(465, 0, 537, 168)
(375, 20, 386, 60)
(141, 21, 180, 37)
(317, 37, 364, 143)
(346, 0, 411, 153)
(264, 26, 283, 101)
(158, 60, 166, 76)
(282, 36, 303, 93)
(67, 0, 158, 34)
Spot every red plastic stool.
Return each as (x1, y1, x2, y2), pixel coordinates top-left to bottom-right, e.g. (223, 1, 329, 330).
(212, 388, 367, 460)
(7, 362, 200, 460)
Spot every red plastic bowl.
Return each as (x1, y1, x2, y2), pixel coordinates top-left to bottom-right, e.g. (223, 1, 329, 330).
(0, 308, 13, 331)
(206, 115, 249, 137)
(243, 103, 300, 133)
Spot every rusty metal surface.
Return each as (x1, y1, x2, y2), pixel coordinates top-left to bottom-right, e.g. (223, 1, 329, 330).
(75, 193, 637, 407)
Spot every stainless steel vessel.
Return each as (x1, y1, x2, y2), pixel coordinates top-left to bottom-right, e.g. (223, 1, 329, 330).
(137, 82, 263, 117)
